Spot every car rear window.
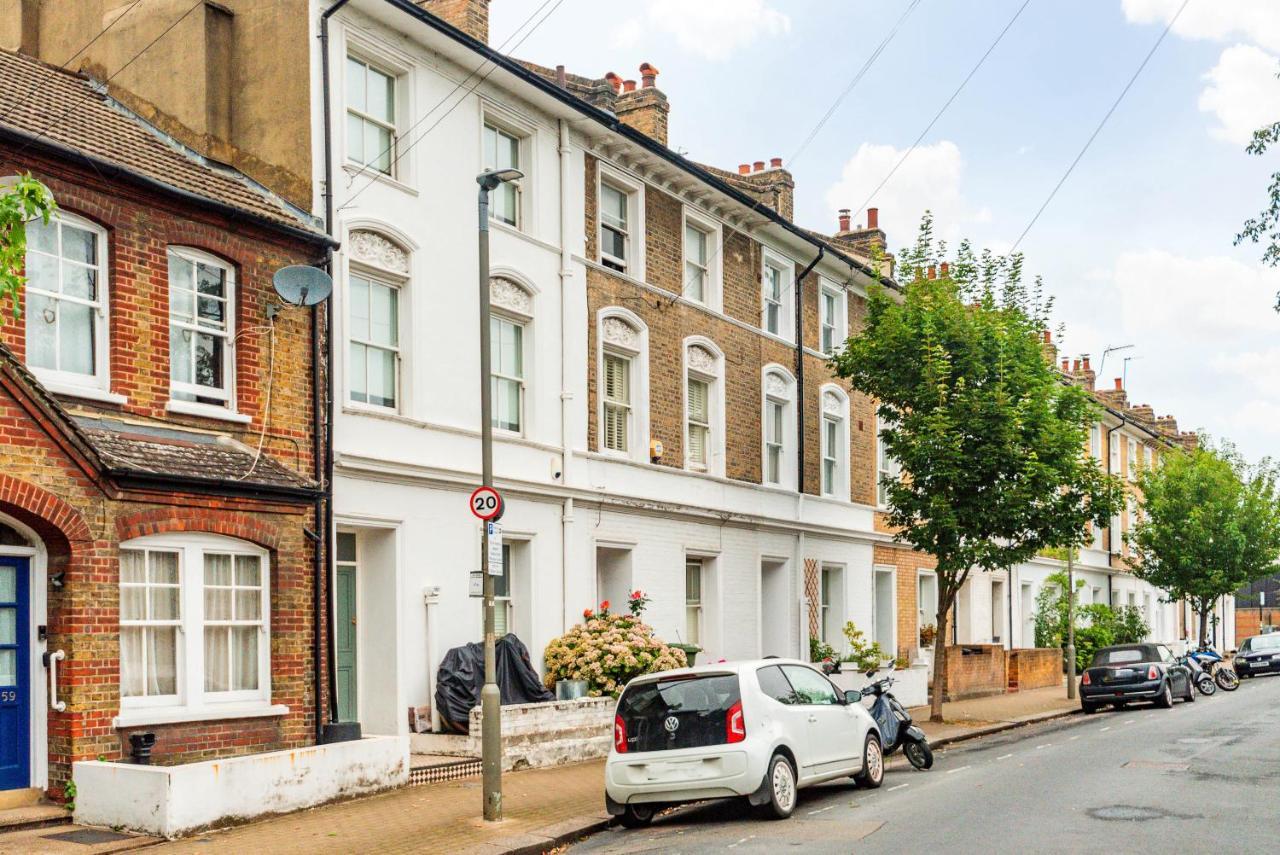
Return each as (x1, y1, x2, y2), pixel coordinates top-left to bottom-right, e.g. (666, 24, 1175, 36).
(616, 674, 741, 753)
(1092, 648, 1144, 666)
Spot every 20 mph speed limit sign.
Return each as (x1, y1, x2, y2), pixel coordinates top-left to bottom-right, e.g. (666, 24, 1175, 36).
(469, 486, 504, 521)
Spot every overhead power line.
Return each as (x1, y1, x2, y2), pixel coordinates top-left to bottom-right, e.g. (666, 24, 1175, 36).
(1010, 0, 1191, 252)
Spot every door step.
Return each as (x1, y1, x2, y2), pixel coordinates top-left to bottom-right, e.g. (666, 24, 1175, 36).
(0, 788, 44, 811)
(0, 803, 71, 833)
(408, 754, 481, 786)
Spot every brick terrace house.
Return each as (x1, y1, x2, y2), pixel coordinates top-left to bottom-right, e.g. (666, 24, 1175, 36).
(0, 47, 334, 803)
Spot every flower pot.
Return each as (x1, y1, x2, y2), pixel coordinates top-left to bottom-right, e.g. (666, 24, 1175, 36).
(555, 679, 589, 700)
(672, 644, 701, 666)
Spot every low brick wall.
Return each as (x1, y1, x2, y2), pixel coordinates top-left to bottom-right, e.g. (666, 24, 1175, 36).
(467, 697, 613, 771)
(942, 644, 1007, 701)
(1008, 648, 1062, 691)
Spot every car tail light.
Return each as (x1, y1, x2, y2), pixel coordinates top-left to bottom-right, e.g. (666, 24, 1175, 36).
(1082, 671, 1091, 686)
(726, 700, 746, 743)
(614, 715, 627, 753)
(1148, 666, 1159, 680)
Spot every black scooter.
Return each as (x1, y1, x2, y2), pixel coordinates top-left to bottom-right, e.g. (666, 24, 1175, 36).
(862, 666, 934, 770)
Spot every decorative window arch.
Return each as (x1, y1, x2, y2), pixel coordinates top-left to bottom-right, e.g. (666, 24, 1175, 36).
(489, 275, 534, 435)
(819, 385, 850, 499)
(762, 365, 796, 489)
(117, 532, 275, 725)
(346, 228, 410, 412)
(24, 209, 112, 396)
(597, 307, 649, 461)
(684, 337, 725, 476)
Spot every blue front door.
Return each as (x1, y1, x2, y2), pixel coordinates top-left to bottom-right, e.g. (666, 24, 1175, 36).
(0, 557, 30, 791)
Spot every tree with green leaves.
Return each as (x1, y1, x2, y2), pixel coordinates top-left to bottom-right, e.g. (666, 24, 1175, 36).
(1, 174, 57, 320)
(831, 213, 1124, 722)
(1234, 84, 1280, 308)
(1130, 439, 1280, 646)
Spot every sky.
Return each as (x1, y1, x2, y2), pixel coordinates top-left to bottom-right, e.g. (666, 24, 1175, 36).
(492, 0, 1280, 464)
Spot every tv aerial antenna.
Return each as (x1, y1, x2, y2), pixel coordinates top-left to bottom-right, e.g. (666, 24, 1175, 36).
(1098, 344, 1133, 377)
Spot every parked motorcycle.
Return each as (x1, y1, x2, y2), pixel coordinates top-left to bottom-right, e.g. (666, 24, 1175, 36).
(861, 666, 934, 770)
(1179, 653, 1217, 696)
(1189, 644, 1239, 691)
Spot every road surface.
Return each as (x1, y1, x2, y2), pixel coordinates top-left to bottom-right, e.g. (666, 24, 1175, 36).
(573, 675, 1280, 854)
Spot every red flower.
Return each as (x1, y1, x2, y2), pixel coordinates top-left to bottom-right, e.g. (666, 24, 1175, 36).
(583, 608, 593, 619)
(630, 590, 642, 599)
(600, 600, 611, 611)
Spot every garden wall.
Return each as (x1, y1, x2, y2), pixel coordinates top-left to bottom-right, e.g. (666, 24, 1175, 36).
(942, 645, 1007, 701)
(1008, 648, 1062, 691)
(467, 697, 613, 771)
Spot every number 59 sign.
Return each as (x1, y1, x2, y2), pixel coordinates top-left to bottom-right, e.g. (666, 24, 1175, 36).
(469, 485, 504, 521)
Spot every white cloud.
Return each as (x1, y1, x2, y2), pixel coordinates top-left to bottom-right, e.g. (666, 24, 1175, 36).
(1121, 0, 1280, 52)
(1198, 44, 1280, 145)
(1212, 347, 1280, 398)
(611, 0, 790, 62)
(823, 140, 990, 246)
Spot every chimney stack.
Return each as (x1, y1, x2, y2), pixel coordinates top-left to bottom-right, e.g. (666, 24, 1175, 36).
(940, 261, 949, 278)
(605, 72, 621, 94)
(417, 0, 491, 43)
(1061, 358, 1069, 372)
(838, 209, 851, 231)
(555, 64, 567, 88)
(615, 63, 670, 145)
(927, 265, 937, 280)
(1114, 377, 1123, 390)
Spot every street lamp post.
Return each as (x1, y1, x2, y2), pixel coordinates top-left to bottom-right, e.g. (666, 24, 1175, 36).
(1066, 547, 1077, 700)
(476, 167, 523, 822)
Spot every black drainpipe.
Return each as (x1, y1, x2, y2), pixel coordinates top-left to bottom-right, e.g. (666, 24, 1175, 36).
(794, 247, 823, 495)
(316, 0, 352, 743)
(1105, 421, 1124, 605)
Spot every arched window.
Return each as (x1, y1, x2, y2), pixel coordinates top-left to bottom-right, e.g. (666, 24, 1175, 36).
(25, 211, 111, 394)
(118, 533, 272, 722)
(820, 386, 850, 499)
(684, 338, 725, 475)
(762, 366, 796, 490)
(489, 276, 534, 435)
(597, 308, 648, 460)
(346, 229, 410, 412)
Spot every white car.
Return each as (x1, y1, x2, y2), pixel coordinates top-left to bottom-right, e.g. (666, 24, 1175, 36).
(604, 658, 883, 827)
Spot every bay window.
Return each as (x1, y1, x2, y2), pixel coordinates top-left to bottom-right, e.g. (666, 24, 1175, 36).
(168, 247, 235, 411)
(118, 534, 273, 724)
(24, 212, 110, 393)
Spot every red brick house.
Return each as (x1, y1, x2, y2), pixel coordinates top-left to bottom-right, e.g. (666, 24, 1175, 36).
(0, 47, 335, 803)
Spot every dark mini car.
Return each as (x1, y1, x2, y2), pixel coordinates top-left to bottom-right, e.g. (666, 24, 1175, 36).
(1234, 634, 1280, 678)
(1079, 643, 1194, 713)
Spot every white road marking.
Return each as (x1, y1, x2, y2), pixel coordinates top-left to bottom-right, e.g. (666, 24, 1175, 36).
(1124, 719, 1136, 725)
(888, 783, 910, 792)
(1035, 743, 1051, 750)
(946, 765, 971, 774)
(727, 835, 754, 848)
(1100, 726, 1111, 732)
(1069, 735, 1080, 741)
(807, 805, 835, 816)
(997, 753, 1013, 760)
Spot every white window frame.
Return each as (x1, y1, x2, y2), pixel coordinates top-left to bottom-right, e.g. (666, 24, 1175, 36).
(344, 52, 400, 179)
(480, 106, 533, 232)
(1127, 437, 1138, 481)
(116, 533, 277, 727)
(820, 564, 845, 652)
(596, 308, 649, 462)
(346, 268, 402, 412)
(343, 227, 412, 415)
(1090, 424, 1102, 461)
(818, 278, 847, 356)
(820, 386, 850, 499)
(760, 247, 795, 342)
(683, 337, 725, 476)
(872, 564, 898, 655)
(684, 557, 704, 647)
(490, 310, 527, 436)
(597, 163, 646, 281)
(877, 415, 902, 508)
(761, 366, 796, 490)
(166, 246, 237, 417)
(681, 208, 722, 310)
(23, 210, 113, 396)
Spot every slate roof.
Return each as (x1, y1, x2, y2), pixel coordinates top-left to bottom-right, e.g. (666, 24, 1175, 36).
(75, 416, 316, 493)
(0, 48, 325, 239)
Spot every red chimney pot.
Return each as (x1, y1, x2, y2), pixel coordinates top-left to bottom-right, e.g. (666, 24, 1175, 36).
(639, 62, 658, 87)
(769, 157, 783, 168)
(927, 265, 937, 280)
(738, 163, 751, 175)
(623, 79, 637, 93)
(838, 209, 851, 231)
(1082, 356, 1091, 370)
(1073, 359, 1081, 372)
(753, 160, 765, 172)
(1043, 330, 1052, 344)
(867, 207, 879, 230)
(940, 262, 949, 277)
(1114, 378, 1123, 390)
(605, 71, 621, 94)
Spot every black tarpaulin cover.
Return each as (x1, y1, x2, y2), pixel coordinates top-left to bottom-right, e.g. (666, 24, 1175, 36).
(434, 634, 554, 733)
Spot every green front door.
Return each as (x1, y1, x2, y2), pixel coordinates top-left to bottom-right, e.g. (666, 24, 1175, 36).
(335, 533, 358, 723)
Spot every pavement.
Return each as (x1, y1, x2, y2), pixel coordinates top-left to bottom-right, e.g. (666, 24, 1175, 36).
(0, 683, 1081, 855)
(573, 674, 1280, 854)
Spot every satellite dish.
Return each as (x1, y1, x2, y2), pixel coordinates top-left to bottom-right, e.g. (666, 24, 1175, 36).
(272, 265, 332, 307)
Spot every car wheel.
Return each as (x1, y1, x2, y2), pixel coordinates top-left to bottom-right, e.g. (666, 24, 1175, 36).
(1155, 681, 1173, 709)
(1184, 680, 1195, 702)
(854, 734, 884, 789)
(1197, 676, 1217, 696)
(619, 804, 655, 829)
(1081, 700, 1099, 714)
(753, 753, 797, 820)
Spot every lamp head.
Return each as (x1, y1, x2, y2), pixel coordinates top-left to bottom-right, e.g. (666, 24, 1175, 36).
(477, 168, 524, 191)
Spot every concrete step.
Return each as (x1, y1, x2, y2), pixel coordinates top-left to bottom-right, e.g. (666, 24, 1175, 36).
(0, 823, 158, 854)
(0, 789, 43, 811)
(0, 803, 70, 833)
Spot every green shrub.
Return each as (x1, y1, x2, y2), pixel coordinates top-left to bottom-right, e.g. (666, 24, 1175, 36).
(840, 622, 887, 672)
(809, 635, 836, 663)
